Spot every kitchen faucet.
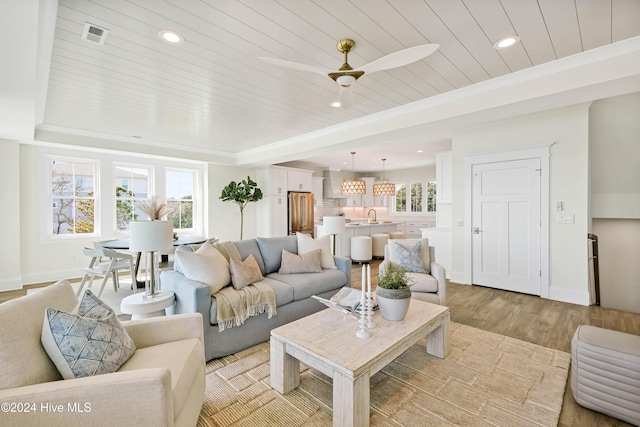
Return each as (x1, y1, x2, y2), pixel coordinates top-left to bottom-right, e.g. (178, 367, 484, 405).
(367, 209, 377, 223)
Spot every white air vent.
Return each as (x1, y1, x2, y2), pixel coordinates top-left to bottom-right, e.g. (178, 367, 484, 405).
(81, 22, 109, 46)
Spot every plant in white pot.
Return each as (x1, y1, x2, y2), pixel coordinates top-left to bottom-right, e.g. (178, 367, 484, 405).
(376, 263, 415, 321)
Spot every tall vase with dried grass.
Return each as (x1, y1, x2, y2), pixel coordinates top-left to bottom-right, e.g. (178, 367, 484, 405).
(138, 196, 168, 221)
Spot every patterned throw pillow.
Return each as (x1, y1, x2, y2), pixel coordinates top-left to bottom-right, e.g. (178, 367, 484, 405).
(296, 233, 336, 269)
(393, 241, 427, 273)
(229, 254, 264, 289)
(175, 243, 231, 293)
(278, 249, 322, 274)
(41, 290, 136, 379)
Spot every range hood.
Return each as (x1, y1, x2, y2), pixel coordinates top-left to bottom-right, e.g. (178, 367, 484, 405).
(323, 169, 348, 198)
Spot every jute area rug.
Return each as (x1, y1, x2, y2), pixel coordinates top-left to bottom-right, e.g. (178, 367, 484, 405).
(197, 322, 570, 426)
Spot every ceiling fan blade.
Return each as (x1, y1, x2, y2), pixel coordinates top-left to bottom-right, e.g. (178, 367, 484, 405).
(339, 85, 354, 109)
(356, 44, 439, 75)
(257, 56, 328, 77)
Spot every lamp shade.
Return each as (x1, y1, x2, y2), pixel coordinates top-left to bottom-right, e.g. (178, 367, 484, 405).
(341, 179, 366, 195)
(323, 216, 346, 235)
(129, 220, 173, 252)
(372, 182, 396, 196)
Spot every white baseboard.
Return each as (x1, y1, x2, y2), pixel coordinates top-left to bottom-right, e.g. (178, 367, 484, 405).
(0, 277, 23, 292)
(449, 271, 468, 284)
(548, 286, 590, 306)
(20, 268, 84, 287)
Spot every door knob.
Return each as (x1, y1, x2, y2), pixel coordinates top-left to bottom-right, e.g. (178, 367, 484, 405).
(473, 227, 480, 234)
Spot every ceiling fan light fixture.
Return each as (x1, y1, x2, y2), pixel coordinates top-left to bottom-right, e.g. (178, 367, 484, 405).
(493, 35, 520, 49)
(342, 152, 366, 195)
(372, 158, 396, 196)
(336, 75, 356, 87)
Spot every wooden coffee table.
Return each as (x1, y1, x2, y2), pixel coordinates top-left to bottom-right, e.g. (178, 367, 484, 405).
(270, 299, 450, 427)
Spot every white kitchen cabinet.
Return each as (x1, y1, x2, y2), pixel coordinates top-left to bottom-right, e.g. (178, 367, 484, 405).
(256, 195, 287, 237)
(405, 222, 430, 238)
(287, 169, 313, 192)
(361, 177, 375, 207)
(312, 176, 324, 206)
(256, 166, 288, 196)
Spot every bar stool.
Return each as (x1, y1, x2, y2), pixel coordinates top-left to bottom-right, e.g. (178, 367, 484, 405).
(388, 231, 405, 239)
(371, 233, 389, 259)
(350, 236, 372, 264)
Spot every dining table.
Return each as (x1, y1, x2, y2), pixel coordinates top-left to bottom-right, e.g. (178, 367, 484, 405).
(101, 236, 209, 289)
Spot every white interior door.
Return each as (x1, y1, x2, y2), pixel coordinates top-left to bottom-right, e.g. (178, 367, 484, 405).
(472, 159, 541, 295)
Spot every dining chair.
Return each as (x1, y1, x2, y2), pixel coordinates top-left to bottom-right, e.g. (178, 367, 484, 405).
(77, 245, 136, 297)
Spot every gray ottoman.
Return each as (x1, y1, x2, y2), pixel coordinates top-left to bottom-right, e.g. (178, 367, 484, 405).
(571, 325, 640, 426)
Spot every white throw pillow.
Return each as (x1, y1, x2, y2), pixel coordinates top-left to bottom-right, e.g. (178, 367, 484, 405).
(296, 232, 336, 269)
(174, 243, 231, 293)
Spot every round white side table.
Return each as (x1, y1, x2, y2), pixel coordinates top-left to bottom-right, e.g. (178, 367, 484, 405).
(120, 291, 175, 320)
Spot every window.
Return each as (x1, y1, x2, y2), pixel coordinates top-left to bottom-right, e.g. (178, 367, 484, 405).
(50, 159, 97, 235)
(394, 180, 436, 214)
(166, 169, 196, 229)
(114, 166, 150, 230)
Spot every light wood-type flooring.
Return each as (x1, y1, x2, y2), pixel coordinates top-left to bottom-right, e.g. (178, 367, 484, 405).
(353, 260, 639, 427)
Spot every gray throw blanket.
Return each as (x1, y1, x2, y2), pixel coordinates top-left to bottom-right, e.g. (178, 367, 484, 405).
(212, 242, 277, 331)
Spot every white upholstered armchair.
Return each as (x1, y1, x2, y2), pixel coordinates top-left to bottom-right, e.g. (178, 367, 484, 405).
(0, 280, 205, 427)
(379, 238, 447, 305)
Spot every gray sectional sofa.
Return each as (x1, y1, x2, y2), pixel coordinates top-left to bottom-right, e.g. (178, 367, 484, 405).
(161, 235, 351, 361)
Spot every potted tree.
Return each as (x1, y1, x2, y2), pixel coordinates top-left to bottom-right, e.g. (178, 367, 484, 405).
(220, 176, 263, 240)
(376, 263, 414, 321)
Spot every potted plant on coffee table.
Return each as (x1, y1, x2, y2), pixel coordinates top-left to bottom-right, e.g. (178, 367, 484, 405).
(376, 263, 415, 321)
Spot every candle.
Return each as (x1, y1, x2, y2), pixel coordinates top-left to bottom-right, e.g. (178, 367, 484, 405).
(361, 265, 366, 300)
(367, 264, 371, 296)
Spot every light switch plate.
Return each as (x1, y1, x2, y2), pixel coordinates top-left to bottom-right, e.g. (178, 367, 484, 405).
(556, 214, 574, 224)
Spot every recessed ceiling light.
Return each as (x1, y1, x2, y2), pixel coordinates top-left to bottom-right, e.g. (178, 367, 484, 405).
(493, 36, 520, 49)
(159, 30, 184, 45)
(417, 150, 423, 153)
(330, 101, 341, 108)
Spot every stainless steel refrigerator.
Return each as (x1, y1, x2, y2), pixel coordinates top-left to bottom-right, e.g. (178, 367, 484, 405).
(288, 192, 314, 236)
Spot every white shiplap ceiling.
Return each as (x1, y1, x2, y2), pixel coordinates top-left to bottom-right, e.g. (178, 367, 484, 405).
(4, 0, 640, 172)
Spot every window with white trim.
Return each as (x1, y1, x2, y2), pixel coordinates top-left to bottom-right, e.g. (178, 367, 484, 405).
(394, 180, 436, 214)
(166, 168, 196, 230)
(114, 165, 151, 230)
(50, 159, 97, 235)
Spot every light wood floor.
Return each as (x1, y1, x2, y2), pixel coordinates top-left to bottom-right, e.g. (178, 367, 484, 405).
(353, 260, 638, 427)
(4, 260, 638, 426)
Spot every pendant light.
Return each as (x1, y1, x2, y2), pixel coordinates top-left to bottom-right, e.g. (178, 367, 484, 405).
(372, 158, 396, 196)
(341, 152, 366, 195)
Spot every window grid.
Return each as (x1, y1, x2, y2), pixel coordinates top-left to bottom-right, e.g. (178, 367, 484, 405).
(394, 181, 436, 214)
(50, 159, 97, 236)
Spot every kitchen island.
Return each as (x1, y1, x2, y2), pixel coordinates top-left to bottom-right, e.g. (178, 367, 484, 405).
(316, 221, 402, 258)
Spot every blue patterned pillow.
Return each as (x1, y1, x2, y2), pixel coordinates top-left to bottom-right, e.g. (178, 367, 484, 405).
(41, 290, 136, 379)
(393, 241, 426, 273)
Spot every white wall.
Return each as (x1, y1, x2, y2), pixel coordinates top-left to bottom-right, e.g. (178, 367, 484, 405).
(0, 143, 257, 290)
(0, 140, 22, 291)
(451, 104, 591, 305)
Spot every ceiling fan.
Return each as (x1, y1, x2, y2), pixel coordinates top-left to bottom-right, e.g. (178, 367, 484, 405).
(258, 39, 439, 109)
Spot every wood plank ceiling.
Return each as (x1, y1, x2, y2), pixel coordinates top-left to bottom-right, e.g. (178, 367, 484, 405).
(42, 0, 640, 170)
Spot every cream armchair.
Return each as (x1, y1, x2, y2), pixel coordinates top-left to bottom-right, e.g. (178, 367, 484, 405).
(380, 238, 447, 305)
(0, 280, 205, 427)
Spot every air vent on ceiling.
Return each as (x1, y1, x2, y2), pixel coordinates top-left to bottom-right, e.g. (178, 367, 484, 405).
(81, 22, 109, 46)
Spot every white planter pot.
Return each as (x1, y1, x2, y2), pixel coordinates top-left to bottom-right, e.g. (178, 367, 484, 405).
(376, 288, 411, 321)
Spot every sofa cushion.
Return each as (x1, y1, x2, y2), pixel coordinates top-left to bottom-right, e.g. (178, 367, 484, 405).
(235, 239, 266, 275)
(256, 236, 298, 274)
(41, 290, 137, 379)
(297, 233, 336, 269)
(229, 254, 264, 289)
(279, 249, 322, 274)
(209, 277, 294, 325)
(267, 269, 348, 301)
(175, 244, 230, 293)
(0, 279, 78, 390)
(408, 272, 439, 293)
(119, 338, 203, 421)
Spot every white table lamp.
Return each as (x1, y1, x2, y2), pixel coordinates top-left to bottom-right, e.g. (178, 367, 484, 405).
(323, 216, 346, 256)
(129, 220, 173, 297)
